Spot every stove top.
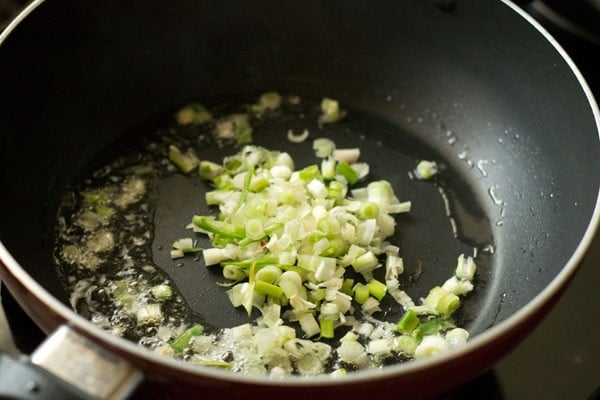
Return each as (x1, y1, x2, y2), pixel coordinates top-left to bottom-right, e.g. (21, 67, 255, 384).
(1, 1, 599, 399)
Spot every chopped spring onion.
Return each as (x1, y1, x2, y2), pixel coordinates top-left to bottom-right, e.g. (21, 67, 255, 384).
(175, 103, 213, 125)
(59, 93, 485, 377)
(357, 201, 380, 220)
(336, 340, 368, 367)
(255, 265, 283, 284)
(441, 276, 474, 296)
(414, 335, 449, 359)
(245, 218, 265, 241)
(351, 162, 370, 181)
(367, 338, 392, 356)
(199, 160, 224, 180)
(313, 138, 335, 158)
(260, 303, 282, 327)
(223, 264, 247, 281)
(340, 278, 354, 296)
(414, 160, 439, 180)
(352, 251, 379, 278)
(455, 254, 477, 281)
(394, 335, 418, 356)
(319, 318, 335, 339)
(298, 313, 321, 338)
(151, 284, 173, 301)
(287, 129, 310, 143)
(336, 161, 359, 185)
(299, 164, 320, 181)
(191, 358, 233, 369)
(83, 190, 107, 205)
(226, 282, 246, 307)
(423, 286, 460, 316)
(259, 91, 283, 110)
(332, 148, 360, 164)
(252, 91, 283, 116)
(361, 297, 381, 315)
(86, 231, 114, 253)
(255, 280, 284, 299)
(366, 279, 387, 301)
(353, 283, 370, 304)
(445, 327, 469, 348)
(396, 309, 419, 334)
(171, 238, 202, 259)
(411, 318, 452, 343)
(192, 216, 246, 240)
(172, 238, 201, 253)
(171, 135, 478, 374)
(278, 271, 304, 298)
(170, 249, 185, 259)
(136, 304, 163, 325)
(170, 324, 204, 353)
(202, 248, 231, 266)
(169, 145, 199, 173)
(321, 157, 336, 180)
(215, 114, 253, 145)
(296, 352, 324, 375)
(319, 98, 345, 124)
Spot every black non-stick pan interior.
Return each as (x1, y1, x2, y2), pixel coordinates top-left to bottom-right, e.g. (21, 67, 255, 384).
(79, 101, 493, 334)
(1, 0, 598, 342)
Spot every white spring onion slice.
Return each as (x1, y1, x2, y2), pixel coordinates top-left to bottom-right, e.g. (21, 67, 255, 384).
(287, 129, 310, 143)
(445, 328, 469, 348)
(414, 160, 439, 180)
(414, 335, 450, 359)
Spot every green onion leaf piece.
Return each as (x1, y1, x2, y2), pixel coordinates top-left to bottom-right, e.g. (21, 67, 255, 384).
(396, 309, 419, 334)
(169, 145, 199, 174)
(254, 280, 284, 299)
(353, 283, 370, 305)
(366, 279, 387, 301)
(319, 318, 335, 339)
(170, 324, 204, 353)
(336, 161, 359, 185)
(411, 318, 452, 343)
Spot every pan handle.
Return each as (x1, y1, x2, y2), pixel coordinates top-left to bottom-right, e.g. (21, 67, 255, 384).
(0, 350, 93, 400)
(0, 325, 142, 400)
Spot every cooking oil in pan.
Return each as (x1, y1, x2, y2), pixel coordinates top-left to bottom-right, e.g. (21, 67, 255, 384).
(53, 93, 495, 375)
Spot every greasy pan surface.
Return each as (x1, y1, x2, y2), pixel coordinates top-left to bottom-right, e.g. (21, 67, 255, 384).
(1, 0, 599, 398)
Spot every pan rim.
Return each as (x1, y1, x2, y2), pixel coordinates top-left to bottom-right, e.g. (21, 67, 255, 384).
(0, 0, 599, 388)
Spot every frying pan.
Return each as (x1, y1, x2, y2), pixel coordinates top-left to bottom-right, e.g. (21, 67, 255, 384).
(0, 0, 599, 399)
